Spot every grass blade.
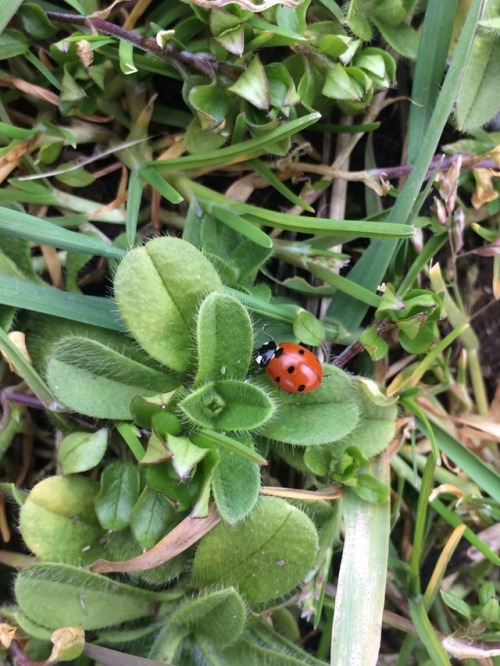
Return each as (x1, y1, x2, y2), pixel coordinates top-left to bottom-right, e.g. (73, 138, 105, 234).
(0, 276, 123, 331)
(407, 0, 459, 162)
(0, 207, 125, 259)
(153, 112, 321, 171)
(331, 457, 390, 666)
(416, 416, 500, 503)
(409, 599, 452, 665)
(178, 179, 414, 240)
(0, 0, 23, 33)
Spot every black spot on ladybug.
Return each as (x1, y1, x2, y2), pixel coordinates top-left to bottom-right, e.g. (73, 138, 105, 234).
(275, 376, 281, 383)
(298, 385, 306, 392)
(298, 349, 305, 355)
(286, 365, 295, 374)
(275, 347, 284, 358)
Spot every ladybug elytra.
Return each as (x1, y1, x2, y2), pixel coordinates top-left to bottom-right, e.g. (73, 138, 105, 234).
(256, 340, 322, 393)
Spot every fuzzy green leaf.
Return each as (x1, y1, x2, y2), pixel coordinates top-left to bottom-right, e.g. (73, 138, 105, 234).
(170, 588, 246, 647)
(19, 476, 105, 564)
(15, 563, 160, 630)
(114, 237, 222, 373)
(331, 378, 397, 458)
(191, 496, 318, 603)
(211, 444, 261, 524)
(195, 292, 253, 384)
(259, 365, 359, 446)
(45, 336, 179, 419)
(179, 379, 275, 431)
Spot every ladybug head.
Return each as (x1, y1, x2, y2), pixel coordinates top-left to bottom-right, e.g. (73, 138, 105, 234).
(255, 340, 277, 367)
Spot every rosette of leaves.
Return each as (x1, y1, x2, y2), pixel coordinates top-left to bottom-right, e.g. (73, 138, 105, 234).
(186, 2, 397, 149)
(360, 284, 442, 359)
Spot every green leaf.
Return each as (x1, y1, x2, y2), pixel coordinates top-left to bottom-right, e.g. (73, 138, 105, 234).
(0, 206, 125, 259)
(409, 599, 452, 665)
(0, 28, 28, 59)
(228, 55, 270, 110)
(169, 588, 246, 647)
(114, 237, 222, 373)
(95, 461, 141, 531)
(19, 476, 105, 564)
(211, 444, 261, 524)
(0, 0, 24, 33)
(455, 0, 500, 130)
(179, 380, 275, 431)
(45, 335, 180, 419)
(193, 429, 268, 465)
(154, 112, 321, 170)
(57, 428, 108, 474)
(331, 461, 390, 666)
(195, 292, 253, 384)
(346, 0, 372, 40)
(372, 17, 419, 59)
(207, 201, 273, 249)
(187, 79, 230, 130)
(129, 487, 178, 549)
(15, 563, 160, 631)
(181, 178, 414, 240)
(0, 275, 122, 331)
(165, 434, 208, 481)
(259, 365, 359, 446)
(407, 0, 458, 163)
(139, 165, 183, 204)
(440, 590, 472, 620)
(0, 324, 59, 409)
(191, 496, 318, 603)
(359, 325, 389, 361)
(118, 37, 136, 74)
(292, 310, 325, 346)
(323, 63, 364, 100)
(18, 3, 57, 39)
(331, 377, 397, 459)
(61, 66, 87, 102)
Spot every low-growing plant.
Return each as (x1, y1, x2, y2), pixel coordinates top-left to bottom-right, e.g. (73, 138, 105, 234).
(0, 0, 499, 665)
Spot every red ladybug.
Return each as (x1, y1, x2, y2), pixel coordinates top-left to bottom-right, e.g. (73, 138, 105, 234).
(256, 340, 323, 393)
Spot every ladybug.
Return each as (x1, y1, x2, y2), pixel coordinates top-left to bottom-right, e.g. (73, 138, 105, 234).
(256, 340, 323, 393)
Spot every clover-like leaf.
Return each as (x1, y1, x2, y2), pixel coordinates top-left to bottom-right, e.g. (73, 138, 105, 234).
(114, 237, 222, 373)
(191, 496, 318, 603)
